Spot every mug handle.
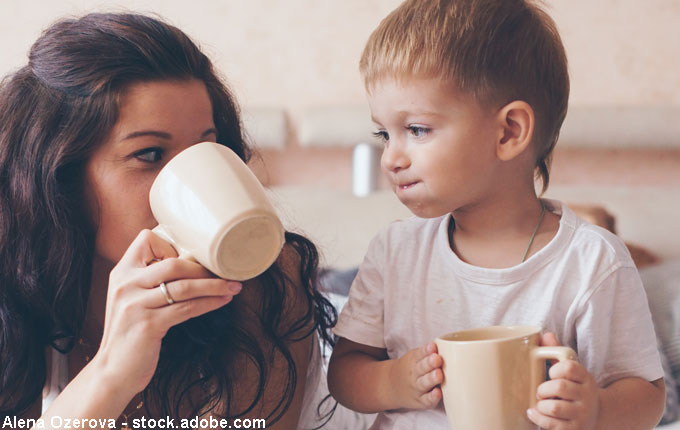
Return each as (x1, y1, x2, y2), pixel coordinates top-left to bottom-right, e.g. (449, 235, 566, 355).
(530, 346, 578, 408)
(151, 225, 198, 263)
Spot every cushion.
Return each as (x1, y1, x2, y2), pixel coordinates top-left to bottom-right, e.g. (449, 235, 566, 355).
(659, 344, 680, 424)
(641, 261, 680, 377)
(569, 203, 661, 268)
(318, 267, 358, 296)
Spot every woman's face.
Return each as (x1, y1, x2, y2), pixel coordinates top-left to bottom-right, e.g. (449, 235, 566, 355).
(84, 79, 218, 266)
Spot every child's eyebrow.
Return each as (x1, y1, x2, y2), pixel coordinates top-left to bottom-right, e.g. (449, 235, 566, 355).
(398, 110, 448, 120)
(370, 110, 446, 125)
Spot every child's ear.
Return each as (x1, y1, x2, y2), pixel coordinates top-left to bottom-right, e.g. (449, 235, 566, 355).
(495, 100, 534, 161)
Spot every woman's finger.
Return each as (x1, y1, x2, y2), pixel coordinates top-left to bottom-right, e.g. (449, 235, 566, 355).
(143, 278, 242, 308)
(115, 229, 179, 270)
(152, 295, 237, 329)
(129, 256, 216, 290)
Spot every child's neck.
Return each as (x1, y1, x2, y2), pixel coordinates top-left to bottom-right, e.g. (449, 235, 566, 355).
(449, 196, 560, 269)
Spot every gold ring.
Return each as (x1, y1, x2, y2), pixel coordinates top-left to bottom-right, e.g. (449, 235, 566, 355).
(158, 282, 175, 305)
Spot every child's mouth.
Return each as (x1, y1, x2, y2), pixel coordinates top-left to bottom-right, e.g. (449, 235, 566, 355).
(398, 181, 419, 190)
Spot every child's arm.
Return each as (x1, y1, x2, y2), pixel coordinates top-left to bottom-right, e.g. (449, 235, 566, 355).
(527, 333, 666, 430)
(327, 337, 443, 413)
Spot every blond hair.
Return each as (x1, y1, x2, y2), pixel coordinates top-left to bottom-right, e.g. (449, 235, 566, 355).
(360, 0, 569, 192)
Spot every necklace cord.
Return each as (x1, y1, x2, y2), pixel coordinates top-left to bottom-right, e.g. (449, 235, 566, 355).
(521, 200, 546, 263)
(447, 200, 547, 263)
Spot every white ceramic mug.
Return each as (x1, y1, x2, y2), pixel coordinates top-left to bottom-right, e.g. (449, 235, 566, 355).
(435, 325, 577, 430)
(149, 142, 284, 280)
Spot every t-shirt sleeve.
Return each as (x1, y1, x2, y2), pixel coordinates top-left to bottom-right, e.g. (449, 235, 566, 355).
(575, 264, 664, 387)
(333, 232, 387, 349)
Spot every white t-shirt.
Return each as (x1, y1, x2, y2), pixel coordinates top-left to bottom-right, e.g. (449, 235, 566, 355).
(333, 199, 663, 430)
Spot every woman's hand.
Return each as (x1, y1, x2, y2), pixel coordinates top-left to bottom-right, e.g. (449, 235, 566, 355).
(95, 229, 242, 395)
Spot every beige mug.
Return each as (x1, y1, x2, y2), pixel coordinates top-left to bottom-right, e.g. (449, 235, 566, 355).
(149, 141, 285, 281)
(435, 325, 577, 430)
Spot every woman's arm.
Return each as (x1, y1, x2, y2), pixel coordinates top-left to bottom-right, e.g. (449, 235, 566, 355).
(38, 358, 136, 427)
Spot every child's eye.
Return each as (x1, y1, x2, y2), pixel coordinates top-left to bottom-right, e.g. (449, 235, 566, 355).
(132, 147, 164, 163)
(372, 130, 389, 143)
(407, 125, 430, 137)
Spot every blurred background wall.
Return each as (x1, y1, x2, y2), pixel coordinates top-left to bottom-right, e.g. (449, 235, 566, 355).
(2, 0, 679, 190)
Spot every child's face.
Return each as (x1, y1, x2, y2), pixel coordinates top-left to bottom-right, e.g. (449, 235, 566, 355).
(367, 77, 501, 218)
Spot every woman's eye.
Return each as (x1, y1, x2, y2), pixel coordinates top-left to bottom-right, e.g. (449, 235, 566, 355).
(372, 130, 389, 142)
(133, 148, 163, 163)
(407, 125, 430, 137)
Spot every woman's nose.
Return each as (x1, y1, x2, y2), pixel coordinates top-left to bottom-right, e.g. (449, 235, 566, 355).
(381, 141, 410, 172)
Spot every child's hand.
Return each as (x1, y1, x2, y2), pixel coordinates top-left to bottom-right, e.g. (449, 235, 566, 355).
(527, 332, 600, 430)
(389, 342, 443, 410)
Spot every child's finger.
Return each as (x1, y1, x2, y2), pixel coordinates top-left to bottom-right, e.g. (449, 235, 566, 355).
(425, 341, 438, 354)
(415, 351, 441, 376)
(415, 368, 443, 392)
(527, 407, 570, 428)
(410, 344, 432, 363)
(539, 331, 561, 347)
(417, 342, 437, 359)
(417, 386, 442, 409)
(426, 352, 443, 370)
(548, 359, 588, 383)
(534, 398, 577, 421)
(536, 378, 580, 401)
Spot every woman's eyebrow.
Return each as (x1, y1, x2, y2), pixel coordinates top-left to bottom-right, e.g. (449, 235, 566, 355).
(201, 128, 218, 138)
(121, 127, 217, 142)
(122, 130, 172, 141)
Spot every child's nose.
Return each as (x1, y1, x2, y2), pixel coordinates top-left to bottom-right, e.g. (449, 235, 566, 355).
(381, 142, 410, 172)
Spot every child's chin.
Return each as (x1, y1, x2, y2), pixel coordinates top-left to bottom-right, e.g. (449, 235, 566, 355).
(401, 200, 447, 219)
